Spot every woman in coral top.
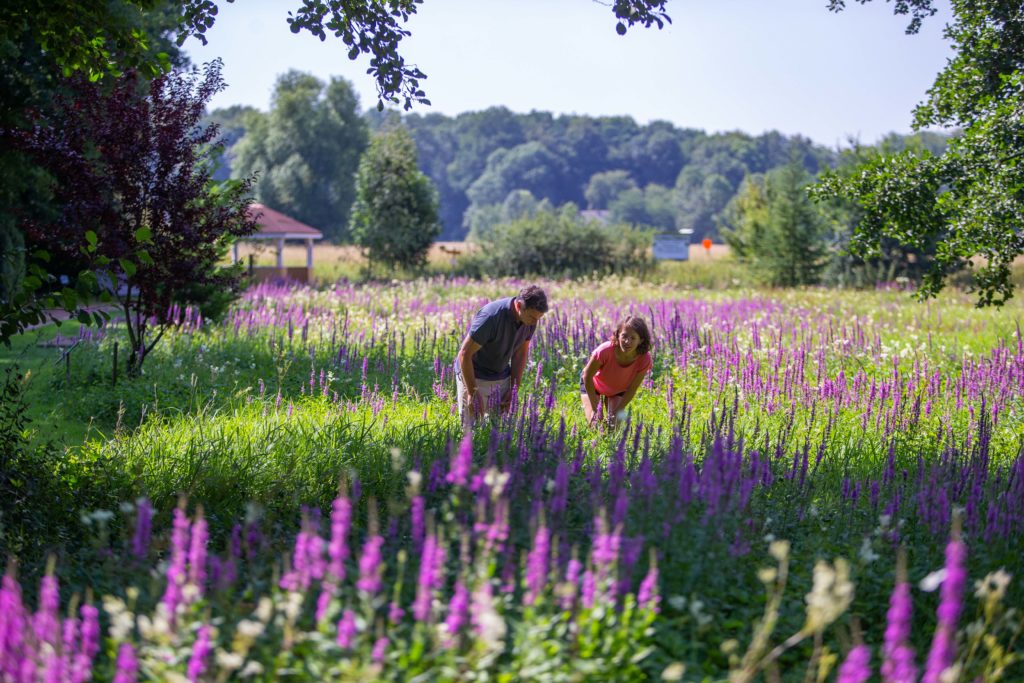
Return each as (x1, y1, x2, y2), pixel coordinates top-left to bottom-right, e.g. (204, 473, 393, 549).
(580, 316, 653, 427)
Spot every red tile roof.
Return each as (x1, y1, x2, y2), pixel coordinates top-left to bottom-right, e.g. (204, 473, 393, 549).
(246, 203, 323, 239)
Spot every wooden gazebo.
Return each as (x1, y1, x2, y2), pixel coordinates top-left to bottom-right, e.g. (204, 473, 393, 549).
(232, 203, 323, 283)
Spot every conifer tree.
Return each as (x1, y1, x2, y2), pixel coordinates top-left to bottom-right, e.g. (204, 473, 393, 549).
(724, 157, 827, 286)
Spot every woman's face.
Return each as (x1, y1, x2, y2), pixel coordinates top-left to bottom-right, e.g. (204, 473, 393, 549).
(618, 328, 641, 354)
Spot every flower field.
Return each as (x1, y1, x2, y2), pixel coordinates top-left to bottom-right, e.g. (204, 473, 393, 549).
(3, 277, 1023, 681)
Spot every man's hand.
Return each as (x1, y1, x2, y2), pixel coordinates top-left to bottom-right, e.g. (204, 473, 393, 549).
(466, 390, 484, 418)
(500, 388, 513, 414)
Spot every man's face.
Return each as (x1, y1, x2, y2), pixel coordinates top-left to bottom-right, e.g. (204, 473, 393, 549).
(515, 301, 545, 326)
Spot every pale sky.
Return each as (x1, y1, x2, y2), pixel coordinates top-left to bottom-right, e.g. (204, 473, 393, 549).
(184, 0, 954, 148)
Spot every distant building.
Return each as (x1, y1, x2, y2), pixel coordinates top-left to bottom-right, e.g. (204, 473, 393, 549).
(232, 203, 323, 284)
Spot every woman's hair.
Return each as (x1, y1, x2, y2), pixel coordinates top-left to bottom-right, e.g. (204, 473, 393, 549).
(610, 316, 652, 356)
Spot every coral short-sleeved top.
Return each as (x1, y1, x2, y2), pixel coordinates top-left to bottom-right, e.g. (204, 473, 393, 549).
(589, 341, 652, 396)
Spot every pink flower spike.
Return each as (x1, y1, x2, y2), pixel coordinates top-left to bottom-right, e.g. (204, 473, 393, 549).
(922, 538, 967, 683)
(837, 645, 872, 683)
(112, 643, 138, 683)
(336, 609, 357, 649)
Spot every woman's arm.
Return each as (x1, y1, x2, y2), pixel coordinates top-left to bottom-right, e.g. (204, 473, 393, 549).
(615, 366, 650, 414)
(582, 355, 603, 424)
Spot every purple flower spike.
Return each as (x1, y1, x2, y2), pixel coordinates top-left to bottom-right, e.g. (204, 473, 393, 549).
(162, 506, 191, 624)
(188, 513, 209, 595)
(336, 609, 358, 649)
(410, 495, 425, 553)
(80, 603, 101, 661)
(414, 534, 444, 622)
(316, 586, 333, 623)
(444, 581, 470, 646)
(42, 651, 62, 683)
(132, 498, 153, 559)
(560, 559, 582, 611)
(412, 542, 435, 622)
(356, 535, 385, 596)
(113, 643, 138, 683)
(447, 433, 473, 487)
(882, 581, 917, 683)
(923, 537, 967, 683)
(279, 530, 310, 592)
(580, 569, 597, 609)
(637, 564, 660, 613)
(837, 645, 872, 683)
(34, 574, 60, 645)
(524, 525, 550, 605)
(62, 617, 79, 672)
(592, 517, 621, 574)
(187, 624, 212, 682)
(371, 636, 388, 664)
(0, 574, 26, 680)
(388, 601, 405, 625)
(328, 494, 352, 584)
(230, 523, 243, 559)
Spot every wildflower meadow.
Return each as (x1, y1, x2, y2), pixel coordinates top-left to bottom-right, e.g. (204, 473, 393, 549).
(2, 277, 1022, 681)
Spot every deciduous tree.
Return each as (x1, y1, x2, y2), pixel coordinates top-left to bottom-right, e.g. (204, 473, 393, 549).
(231, 71, 368, 242)
(819, 0, 1024, 304)
(15, 61, 256, 372)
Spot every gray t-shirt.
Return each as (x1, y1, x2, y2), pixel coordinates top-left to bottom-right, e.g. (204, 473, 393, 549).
(460, 297, 535, 380)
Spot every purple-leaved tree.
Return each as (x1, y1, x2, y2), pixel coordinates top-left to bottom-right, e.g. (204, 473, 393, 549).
(17, 60, 256, 373)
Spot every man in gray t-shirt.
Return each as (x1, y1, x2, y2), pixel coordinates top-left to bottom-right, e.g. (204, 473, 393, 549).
(455, 284, 548, 425)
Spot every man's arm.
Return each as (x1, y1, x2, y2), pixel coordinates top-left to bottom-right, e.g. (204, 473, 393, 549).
(457, 335, 483, 414)
(509, 339, 531, 391)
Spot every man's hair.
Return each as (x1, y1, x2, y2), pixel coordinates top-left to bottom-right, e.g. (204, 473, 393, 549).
(516, 285, 548, 313)
(610, 316, 652, 356)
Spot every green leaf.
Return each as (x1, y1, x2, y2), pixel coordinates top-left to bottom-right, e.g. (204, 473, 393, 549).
(85, 230, 98, 247)
(119, 259, 136, 277)
(136, 250, 153, 265)
(134, 226, 152, 243)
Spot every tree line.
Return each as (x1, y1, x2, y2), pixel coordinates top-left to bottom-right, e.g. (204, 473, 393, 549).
(211, 72, 954, 288)
(213, 88, 850, 243)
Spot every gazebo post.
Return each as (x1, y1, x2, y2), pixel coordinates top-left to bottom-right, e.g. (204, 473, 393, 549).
(232, 242, 239, 265)
(276, 237, 285, 274)
(306, 238, 314, 271)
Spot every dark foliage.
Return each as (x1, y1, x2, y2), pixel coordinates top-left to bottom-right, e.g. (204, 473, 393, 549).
(14, 61, 257, 372)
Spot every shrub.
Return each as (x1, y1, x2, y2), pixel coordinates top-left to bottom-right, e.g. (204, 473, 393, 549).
(463, 209, 653, 279)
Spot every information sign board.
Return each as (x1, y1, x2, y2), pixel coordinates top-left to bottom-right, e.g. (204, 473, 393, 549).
(653, 233, 690, 261)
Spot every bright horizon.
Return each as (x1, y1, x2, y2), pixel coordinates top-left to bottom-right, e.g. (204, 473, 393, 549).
(185, 0, 955, 148)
